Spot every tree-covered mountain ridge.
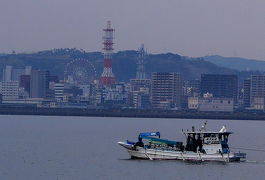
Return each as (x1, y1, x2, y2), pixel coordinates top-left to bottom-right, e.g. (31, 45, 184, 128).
(204, 55, 265, 71)
(0, 48, 261, 82)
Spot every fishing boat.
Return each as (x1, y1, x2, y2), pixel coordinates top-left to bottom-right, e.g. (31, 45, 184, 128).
(118, 122, 246, 162)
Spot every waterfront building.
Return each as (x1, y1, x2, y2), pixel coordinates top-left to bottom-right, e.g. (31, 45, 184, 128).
(88, 81, 100, 104)
(0, 81, 19, 100)
(12, 68, 25, 81)
(104, 83, 127, 103)
(201, 74, 238, 104)
(3, 66, 12, 81)
(130, 79, 151, 91)
(19, 75, 31, 95)
(53, 83, 65, 101)
(151, 72, 183, 109)
(182, 80, 201, 109)
(30, 70, 50, 98)
(3, 66, 32, 82)
(129, 79, 151, 108)
(63, 85, 83, 102)
(243, 79, 251, 108)
(251, 97, 264, 110)
(79, 84, 90, 98)
(18, 87, 30, 99)
(249, 75, 265, 110)
(183, 80, 201, 97)
(188, 93, 234, 112)
(25, 66, 32, 75)
(131, 88, 151, 109)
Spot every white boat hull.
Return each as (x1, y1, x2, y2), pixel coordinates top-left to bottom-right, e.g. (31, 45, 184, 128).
(118, 141, 246, 162)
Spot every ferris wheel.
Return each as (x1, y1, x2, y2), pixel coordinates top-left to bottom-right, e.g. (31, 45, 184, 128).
(64, 58, 97, 85)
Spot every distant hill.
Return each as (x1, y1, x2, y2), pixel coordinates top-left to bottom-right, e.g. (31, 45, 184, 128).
(0, 49, 261, 82)
(204, 55, 265, 71)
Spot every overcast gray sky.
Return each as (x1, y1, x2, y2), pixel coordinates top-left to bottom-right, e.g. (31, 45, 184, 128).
(0, 0, 265, 59)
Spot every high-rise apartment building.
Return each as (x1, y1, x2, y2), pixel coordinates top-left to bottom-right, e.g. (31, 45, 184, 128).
(243, 79, 251, 108)
(201, 74, 238, 104)
(2, 66, 32, 82)
(30, 70, 50, 98)
(3, 66, 12, 82)
(19, 75, 31, 95)
(151, 72, 182, 109)
(250, 75, 265, 98)
(249, 75, 265, 109)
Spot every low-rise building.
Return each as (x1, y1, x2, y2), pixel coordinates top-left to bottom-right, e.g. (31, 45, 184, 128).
(188, 94, 234, 112)
(131, 88, 150, 109)
(252, 97, 265, 110)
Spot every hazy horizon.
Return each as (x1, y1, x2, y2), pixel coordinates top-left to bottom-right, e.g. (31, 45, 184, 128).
(0, 0, 265, 60)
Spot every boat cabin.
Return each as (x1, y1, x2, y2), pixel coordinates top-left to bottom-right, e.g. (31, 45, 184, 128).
(183, 130, 232, 154)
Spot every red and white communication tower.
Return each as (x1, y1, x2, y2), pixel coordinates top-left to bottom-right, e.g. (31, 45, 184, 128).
(99, 21, 116, 86)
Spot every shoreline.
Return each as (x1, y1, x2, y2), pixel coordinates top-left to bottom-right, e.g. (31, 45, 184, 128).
(0, 106, 265, 121)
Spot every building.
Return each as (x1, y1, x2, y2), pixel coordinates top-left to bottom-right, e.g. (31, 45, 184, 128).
(130, 79, 151, 91)
(182, 80, 201, 109)
(12, 68, 25, 81)
(19, 75, 31, 95)
(54, 83, 65, 101)
(0, 81, 19, 100)
(151, 72, 182, 109)
(131, 88, 150, 109)
(248, 75, 265, 110)
(243, 79, 251, 108)
(3, 66, 12, 81)
(3, 66, 32, 82)
(79, 85, 91, 98)
(242, 75, 265, 110)
(30, 70, 50, 98)
(201, 74, 238, 104)
(103, 83, 127, 103)
(250, 75, 265, 102)
(252, 97, 265, 110)
(188, 93, 234, 112)
(25, 66, 32, 75)
(183, 80, 201, 97)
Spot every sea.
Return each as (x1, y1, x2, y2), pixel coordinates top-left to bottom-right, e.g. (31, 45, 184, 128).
(0, 115, 264, 180)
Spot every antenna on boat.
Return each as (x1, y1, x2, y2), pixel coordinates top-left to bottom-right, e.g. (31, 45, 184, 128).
(219, 125, 227, 133)
(200, 121, 208, 131)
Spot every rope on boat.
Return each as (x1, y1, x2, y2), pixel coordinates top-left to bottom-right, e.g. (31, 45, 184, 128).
(230, 147, 265, 152)
(144, 148, 153, 160)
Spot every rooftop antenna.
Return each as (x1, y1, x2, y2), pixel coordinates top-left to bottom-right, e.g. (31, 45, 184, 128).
(136, 44, 146, 79)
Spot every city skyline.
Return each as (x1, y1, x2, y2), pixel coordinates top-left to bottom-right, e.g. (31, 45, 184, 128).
(0, 0, 265, 60)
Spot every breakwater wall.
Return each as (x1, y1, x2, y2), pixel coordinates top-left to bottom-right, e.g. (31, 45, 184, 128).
(0, 106, 265, 121)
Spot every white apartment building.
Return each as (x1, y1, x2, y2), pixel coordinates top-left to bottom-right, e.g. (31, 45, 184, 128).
(188, 96, 234, 112)
(0, 81, 19, 100)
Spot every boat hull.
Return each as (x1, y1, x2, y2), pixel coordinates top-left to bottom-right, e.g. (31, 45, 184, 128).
(118, 142, 246, 162)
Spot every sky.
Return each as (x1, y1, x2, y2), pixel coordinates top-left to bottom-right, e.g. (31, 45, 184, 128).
(0, 0, 265, 60)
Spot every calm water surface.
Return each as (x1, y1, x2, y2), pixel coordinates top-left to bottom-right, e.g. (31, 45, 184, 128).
(0, 115, 264, 180)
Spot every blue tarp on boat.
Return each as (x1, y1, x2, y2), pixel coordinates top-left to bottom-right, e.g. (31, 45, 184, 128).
(142, 136, 183, 146)
(139, 132, 160, 138)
